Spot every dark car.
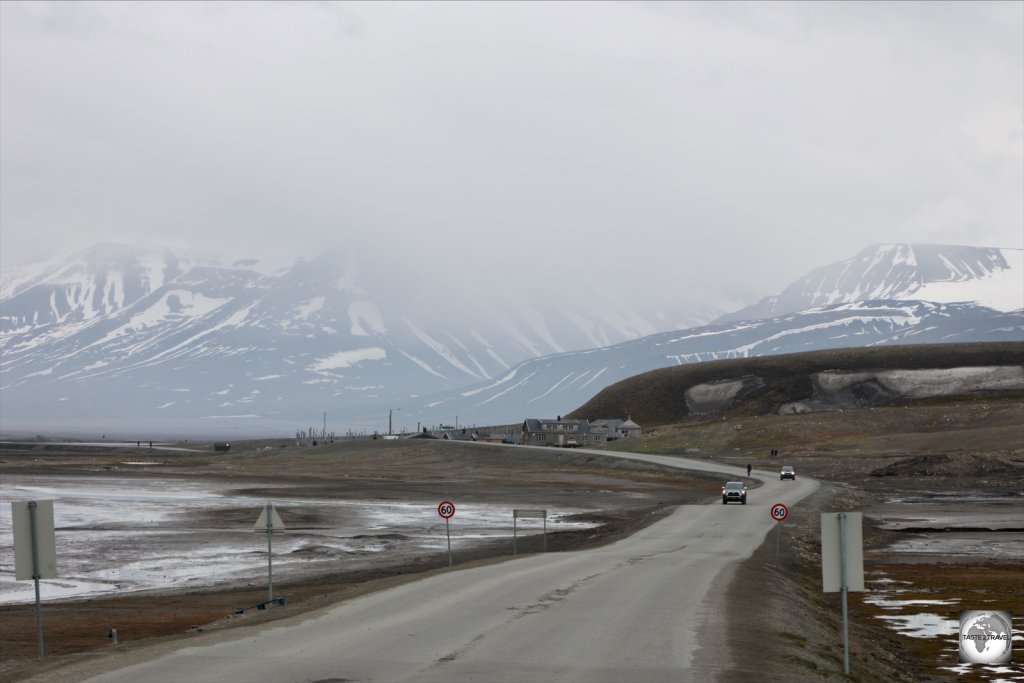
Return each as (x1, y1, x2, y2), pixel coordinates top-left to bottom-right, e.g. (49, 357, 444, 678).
(780, 466, 796, 481)
(722, 481, 747, 505)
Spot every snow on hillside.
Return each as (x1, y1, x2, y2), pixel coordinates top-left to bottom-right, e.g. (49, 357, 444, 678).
(410, 300, 1023, 426)
(2, 241, 1019, 436)
(913, 248, 1022, 311)
(717, 244, 1023, 324)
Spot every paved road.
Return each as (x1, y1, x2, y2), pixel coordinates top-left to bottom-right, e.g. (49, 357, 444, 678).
(79, 450, 817, 683)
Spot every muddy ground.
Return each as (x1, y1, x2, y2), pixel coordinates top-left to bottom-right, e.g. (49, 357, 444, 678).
(0, 440, 721, 682)
(2, 397, 1023, 682)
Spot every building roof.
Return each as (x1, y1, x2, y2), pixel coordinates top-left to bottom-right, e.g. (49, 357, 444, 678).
(443, 431, 474, 441)
(522, 418, 591, 433)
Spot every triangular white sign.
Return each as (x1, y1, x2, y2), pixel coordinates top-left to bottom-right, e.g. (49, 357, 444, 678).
(254, 504, 286, 532)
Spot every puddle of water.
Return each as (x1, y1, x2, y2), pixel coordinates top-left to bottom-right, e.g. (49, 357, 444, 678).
(885, 493, 1023, 505)
(942, 664, 1024, 683)
(874, 612, 960, 638)
(865, 572, 1023, 681)
(865, 596, 960, 610)
(863, 500, 1024, 682)
(0, 475, 596, 605)
(885, 533, 1024, 559)
(871, 576, 912, 586)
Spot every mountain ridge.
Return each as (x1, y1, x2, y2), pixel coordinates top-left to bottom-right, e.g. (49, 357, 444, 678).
(715, 243, 1022, 323)
(1, 242, 1020, 437)
(408, 299, 1023, 427)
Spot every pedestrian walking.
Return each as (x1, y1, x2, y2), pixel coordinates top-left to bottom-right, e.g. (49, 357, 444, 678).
(746, 463, 752, 477)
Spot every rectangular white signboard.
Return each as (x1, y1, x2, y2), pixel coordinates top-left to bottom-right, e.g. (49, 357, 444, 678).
(12, 500, 58, 580)
(513, 509, 547, 519)
(821, 511, 864, 593)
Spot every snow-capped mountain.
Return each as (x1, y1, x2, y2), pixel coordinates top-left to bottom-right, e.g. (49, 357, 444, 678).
(0, 244, 226, 330)
(0, 243, 722, 436)
(2, 242, 1020, 437)
(716, 244, 1023, 323)
(403, 300, 1024, 426)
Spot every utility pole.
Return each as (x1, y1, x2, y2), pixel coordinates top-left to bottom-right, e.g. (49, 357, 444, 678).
(389, 408, 400, 436)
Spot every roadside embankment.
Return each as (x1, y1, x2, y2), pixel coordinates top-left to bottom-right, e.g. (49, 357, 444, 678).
(712, 480, 1023, 682)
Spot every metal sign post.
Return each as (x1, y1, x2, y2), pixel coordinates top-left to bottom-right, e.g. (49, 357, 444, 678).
(437, 501, 456, 567)
(839, 513, 849, 675)
(513, 509, 548, 555)
(770, 503, 789, 564)
(821, 511, 864, 677)
(29, 502, 43, 658)
(12, 500, 57, 659)
(253, 504, 286, 602)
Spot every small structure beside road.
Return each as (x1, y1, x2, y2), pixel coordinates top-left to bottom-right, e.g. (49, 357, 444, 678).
(590, 417, 643, 441)
(521, 417, 596, 447)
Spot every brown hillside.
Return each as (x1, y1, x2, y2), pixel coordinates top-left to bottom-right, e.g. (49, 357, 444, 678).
(567, 342, 1024, 426)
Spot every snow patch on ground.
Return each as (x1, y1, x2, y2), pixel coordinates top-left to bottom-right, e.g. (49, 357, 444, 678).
(127, 291, 231, 329)
(816, 366, 1024, 398)
(0, 476, 593, 605)
(295, 297, 325, 320)
(913, 249, 1023, 311)
(312, 347, 387, 372)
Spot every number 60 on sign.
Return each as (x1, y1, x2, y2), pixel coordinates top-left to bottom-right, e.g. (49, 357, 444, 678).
(771, 503, 789, 522)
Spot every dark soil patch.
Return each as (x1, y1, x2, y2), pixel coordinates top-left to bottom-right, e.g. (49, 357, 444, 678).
(869, 453, 1024, 478)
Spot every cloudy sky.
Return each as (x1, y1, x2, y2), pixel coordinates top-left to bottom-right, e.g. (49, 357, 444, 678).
(1, 1, 1021, 306)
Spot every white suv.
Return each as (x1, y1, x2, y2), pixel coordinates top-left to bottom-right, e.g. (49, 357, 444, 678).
(722, 481, 747, 505)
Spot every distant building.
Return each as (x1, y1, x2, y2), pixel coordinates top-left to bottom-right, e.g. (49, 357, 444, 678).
(473, 432, 509, 444)
(590, 417, 643, 441)
(590, 419, 624, 441)
(405, 431, 438, 439)
(617, 418, 642, 439)
(521, 417, 594, 447)
(442, 431, 474, 442)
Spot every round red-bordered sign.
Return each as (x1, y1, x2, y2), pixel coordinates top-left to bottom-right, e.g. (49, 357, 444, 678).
(437, 500, 456, 519)
(770, 503, 789, 523)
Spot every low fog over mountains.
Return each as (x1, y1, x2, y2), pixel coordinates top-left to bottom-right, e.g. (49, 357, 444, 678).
(1, 243, 1020, 437)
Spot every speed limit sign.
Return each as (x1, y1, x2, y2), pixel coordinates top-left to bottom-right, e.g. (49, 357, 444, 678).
(437, 500, 456, 519)
(771, 503, 789, 523)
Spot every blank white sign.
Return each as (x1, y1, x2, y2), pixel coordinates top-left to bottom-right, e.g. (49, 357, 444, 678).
(821, 511, 864, 593)
(12, 500, 58, 581)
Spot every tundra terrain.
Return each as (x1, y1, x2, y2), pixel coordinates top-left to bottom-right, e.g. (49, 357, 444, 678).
(2, 373, 1022, 681)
